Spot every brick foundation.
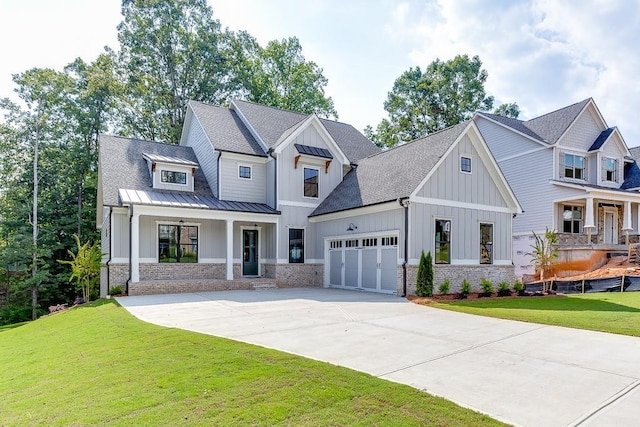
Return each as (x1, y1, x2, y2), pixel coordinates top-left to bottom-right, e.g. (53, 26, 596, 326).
(405, 264, 516, 295)
(263, 263, 324, 287)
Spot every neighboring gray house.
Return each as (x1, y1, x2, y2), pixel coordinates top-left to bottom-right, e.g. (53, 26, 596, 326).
(97, 100, 521, 296)
(474, 98, 640, 279)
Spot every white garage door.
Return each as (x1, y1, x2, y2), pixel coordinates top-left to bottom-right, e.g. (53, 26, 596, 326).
(328, 235, 398, 293)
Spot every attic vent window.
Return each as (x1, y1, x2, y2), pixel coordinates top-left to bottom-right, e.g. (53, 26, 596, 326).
(460, 156, 472, 173)
(161, 170, 187, 185)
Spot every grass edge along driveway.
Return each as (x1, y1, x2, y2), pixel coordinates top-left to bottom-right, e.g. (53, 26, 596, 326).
(429, 292, 640, 337)
(0, 300, 504, 426)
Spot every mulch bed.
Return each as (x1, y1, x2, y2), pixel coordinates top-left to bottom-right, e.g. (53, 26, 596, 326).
(407, 292, 566, 304)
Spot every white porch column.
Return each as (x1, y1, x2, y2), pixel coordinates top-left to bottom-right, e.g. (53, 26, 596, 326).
(131, 212, 140, 283)
(623, 201, 633, 231)
(584, 196, 595, 229)
(226, 219, 234, 280)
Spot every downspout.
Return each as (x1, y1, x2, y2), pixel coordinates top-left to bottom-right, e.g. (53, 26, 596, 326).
(268, 148, 277, 209)
(216, 151, 221, 198)
(126, 204, 132, 295)
(399, 197, 410, 297)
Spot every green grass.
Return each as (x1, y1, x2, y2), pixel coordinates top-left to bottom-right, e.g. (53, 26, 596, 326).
(431, 292, 640, 336)
(0, 300, 503, 426)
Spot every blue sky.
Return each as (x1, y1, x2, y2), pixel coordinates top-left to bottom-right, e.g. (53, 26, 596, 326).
(2, 0, 640, 145)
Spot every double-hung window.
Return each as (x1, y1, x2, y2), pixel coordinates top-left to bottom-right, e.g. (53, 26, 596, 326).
(434, 219, 451, 264)
(604, 158, 617, 182)
(562, 205, 583, 234)
(289, 228, 304, 263)
(563, 154, 585, 180)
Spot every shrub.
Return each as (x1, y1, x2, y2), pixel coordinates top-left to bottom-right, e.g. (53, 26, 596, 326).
(425, 251, 434, 297)
(438, 279, 450, 295)
(416, 251, 434, 297)
(460, 279, 471, 295)
(109, 285, 124, 296)
(512, 281, 524, 292)
(480, 278, 494, 295)
(497, 281, 511, 297)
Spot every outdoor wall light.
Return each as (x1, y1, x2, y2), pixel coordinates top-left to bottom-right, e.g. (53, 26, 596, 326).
(347, 223, 357, 232)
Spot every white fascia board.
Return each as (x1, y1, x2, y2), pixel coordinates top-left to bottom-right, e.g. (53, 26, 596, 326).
(131, 204, 279, 223)
(273, 115, 350, 166)
(219, 151, 268, 164)
(308, 201, 401, 223)
(473, 113, 548, 146)
(410, 196, 515, 214)
(229, 100, 270, 152)
(178, 104, 194, 146)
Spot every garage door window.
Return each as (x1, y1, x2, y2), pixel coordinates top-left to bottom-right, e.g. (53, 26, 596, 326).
(289, 228, 304, 263)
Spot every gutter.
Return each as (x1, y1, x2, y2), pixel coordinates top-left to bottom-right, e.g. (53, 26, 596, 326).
(398, 197, 410, 297)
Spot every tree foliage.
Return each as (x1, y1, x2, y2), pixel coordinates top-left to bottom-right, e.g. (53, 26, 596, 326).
(416, 250, 434, 297)
(527, 228, 558, 292)
(493, 102, 520, 118)
(367, 54, 494, 148)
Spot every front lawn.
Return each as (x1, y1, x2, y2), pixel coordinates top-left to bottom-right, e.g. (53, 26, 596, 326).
(0, 300, 502, 426)
(430, 292, 640, 336)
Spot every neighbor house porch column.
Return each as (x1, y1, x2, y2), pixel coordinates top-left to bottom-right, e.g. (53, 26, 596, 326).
(226, 219, 234, 280)
(584, 196, 595, 242)
(131, 212, 140, 283)
(624, 201, 633, 244)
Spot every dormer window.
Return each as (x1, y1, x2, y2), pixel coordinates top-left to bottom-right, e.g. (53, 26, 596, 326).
(604, 158, 617, 182)
(161, 170, 187, 185)
(564, 154, 585, 180)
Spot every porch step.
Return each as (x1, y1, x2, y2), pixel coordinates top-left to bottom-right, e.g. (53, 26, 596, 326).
(252, 282, 278, 291)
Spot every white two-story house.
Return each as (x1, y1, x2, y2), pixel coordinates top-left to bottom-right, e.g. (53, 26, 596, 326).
(97, 100, 521, 296)
(474, 98, 640, 279)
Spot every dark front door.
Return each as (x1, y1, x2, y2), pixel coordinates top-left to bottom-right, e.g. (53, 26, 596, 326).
(243, 230, 258, 276)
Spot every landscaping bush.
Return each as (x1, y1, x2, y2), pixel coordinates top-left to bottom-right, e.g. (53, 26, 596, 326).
(108, 285, 124, 296)
(497, 281, 511, 297)
(513, 280, 526, 296)
(438, 279, 450, 295)
(479, 278, 494, 297)
(457, 279, 471, 299)
(416, 251, 434, 297)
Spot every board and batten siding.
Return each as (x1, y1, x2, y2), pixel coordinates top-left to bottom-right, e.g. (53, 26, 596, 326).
(112, 212, 130, 258)
(557, 106, 603, 151)
(278, 205, 317, 260)
(278, 124, 344, 204)
(219, 157, 266, 204)
(416, 134, 507, 208)
(410, 203, 512, 263)
(182, 113, 219, 197)
(266, 158, 276, 208)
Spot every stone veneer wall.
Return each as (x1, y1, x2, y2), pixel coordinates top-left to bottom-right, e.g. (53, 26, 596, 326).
(263, 263, 323, 287)
(404, 264, 516, 295)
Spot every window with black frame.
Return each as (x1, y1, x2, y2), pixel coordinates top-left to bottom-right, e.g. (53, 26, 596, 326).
(304, 168, 318, 198)
(158, 224, 198, 263)
(434, 219, 451, 264)
(289, 228, 304, 263)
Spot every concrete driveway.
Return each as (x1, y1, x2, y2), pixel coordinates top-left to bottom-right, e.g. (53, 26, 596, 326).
(117, 288, 640, 427)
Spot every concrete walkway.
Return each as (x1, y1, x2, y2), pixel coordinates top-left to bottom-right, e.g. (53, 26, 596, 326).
(117, 288, 640, 427)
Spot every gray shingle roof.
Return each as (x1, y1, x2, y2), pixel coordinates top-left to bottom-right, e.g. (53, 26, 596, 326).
(99, 135, 213, 207)
(119, 189, 279, 214)
(310, 122, 468, 216)
(629, 146, 640, 162)
(480, 98, 591, 145)
(231, 99, 380, 163)
(188, 100, 266, 157)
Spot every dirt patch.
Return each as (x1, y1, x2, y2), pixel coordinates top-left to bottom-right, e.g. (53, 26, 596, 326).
(551, 256, 640, 281)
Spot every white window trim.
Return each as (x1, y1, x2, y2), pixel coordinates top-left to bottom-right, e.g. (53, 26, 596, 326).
(238, 164, 252, 180)
(302, 166, 320, 199)
(460, 155, 472, 174)
(602, 156, 618, 183)
(155, 220, 200, 263)
(561, 152, 587, 181)
(560, 204, 584, 234)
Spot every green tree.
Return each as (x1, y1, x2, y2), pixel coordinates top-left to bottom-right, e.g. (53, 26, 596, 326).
(425, 251, 434, 297)
(528, 228, 558, 293)
(59, 235, 102, 302)
(493, 102, 520, 118)
(116, 0, 233, 143)
(416, 250, 434, 297)
(234, 35, 337, 119)
(368, 54, 494, 148)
